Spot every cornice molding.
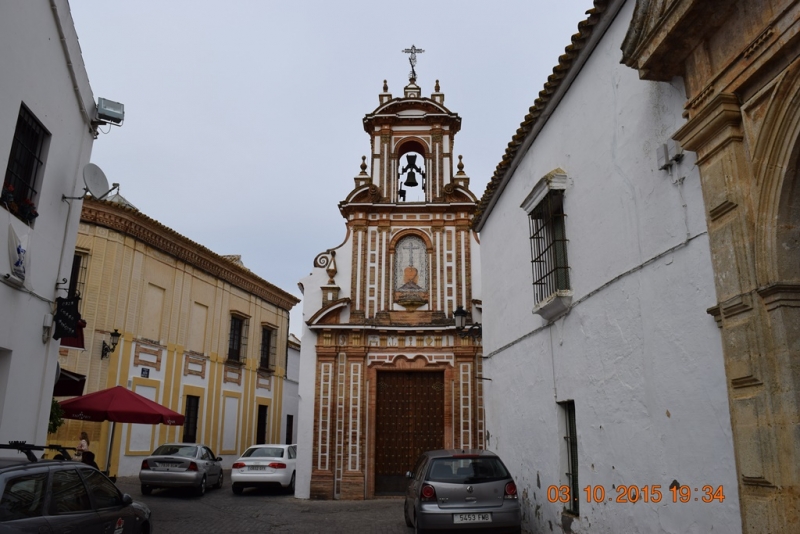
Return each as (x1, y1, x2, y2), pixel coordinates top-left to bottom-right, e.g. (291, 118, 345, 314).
(672, 93, 743, 158)
(80, 198, 299, 311)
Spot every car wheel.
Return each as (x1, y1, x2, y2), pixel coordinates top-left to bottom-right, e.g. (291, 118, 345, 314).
(141, 484, 153, 496)
(195, 476, 206, 497)
(403, 500, 413, 527)
(288, 472, 295, 494)
(215, 470, 223, 489)
(232, 483, 243, 495)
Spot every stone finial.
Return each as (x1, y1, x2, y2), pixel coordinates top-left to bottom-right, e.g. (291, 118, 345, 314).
(383, 80, 388, 92)
(326, 250, 337, 284)
(435, 79, 440, 92)
(360, 156, 368, 175)
(456, 155, 465, 175)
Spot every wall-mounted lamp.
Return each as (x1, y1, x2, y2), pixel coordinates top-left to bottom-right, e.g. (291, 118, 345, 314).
(101, 329, 121, 359)
(453, 305, 482, 339)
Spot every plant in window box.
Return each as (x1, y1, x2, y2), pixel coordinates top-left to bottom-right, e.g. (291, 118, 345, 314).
(1, 183, 15, 205)
(18, 198, 38, 223)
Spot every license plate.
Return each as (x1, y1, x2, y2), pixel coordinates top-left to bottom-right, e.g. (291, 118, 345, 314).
(159, 463, 179, 468)
(248, 466, 266, 471)
(453, 513, 492, 523)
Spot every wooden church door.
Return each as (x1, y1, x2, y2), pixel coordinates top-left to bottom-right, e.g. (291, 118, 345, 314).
(374, 370, 445, 494)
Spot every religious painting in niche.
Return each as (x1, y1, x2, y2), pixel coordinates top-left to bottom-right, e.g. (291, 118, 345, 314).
(393, 235, 429, 310)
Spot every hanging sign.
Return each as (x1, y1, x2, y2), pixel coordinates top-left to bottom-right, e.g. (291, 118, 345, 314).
(53, 297, 81, 340)
(59, 318, 87, 349)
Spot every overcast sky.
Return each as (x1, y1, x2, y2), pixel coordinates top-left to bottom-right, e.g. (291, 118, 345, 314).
(68, 1, 595, 336)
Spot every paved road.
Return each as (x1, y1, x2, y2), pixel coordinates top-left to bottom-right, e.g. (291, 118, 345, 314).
(115, 473, 412, 534)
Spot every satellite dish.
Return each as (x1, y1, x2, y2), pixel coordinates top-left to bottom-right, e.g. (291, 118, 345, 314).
(83, 163, 111, 199)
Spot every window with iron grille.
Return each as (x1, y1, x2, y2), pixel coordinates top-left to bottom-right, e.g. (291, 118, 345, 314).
(528, 190, 570, 304)
(259, 325, 277, 372)
(2, 105, 48, 224)
(227, 314, 248, 362)
(559, 400, 578, 515)
(68, 253, 89, 314)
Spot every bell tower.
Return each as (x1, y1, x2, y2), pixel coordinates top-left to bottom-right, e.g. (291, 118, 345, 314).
(366, 74, 464, 205)
(297, 51, 483, 500)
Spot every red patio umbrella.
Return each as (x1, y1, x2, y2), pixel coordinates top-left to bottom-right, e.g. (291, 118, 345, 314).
(59, 385, 184, 474)
(59, 385, 185, 425)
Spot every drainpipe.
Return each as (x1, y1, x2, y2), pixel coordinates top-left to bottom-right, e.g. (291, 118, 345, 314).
(49, 0, 94, 127)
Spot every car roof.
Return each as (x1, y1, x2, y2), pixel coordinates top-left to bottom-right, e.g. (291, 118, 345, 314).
(0, 457, 30, 470)
(245, 444, 295, 448)
(420, 449, 500, 459)
(0, 458, 89, 476)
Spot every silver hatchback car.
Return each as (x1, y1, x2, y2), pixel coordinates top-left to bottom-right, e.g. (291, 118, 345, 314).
(139, 443, 223, 497)
(404, 449, 521, 533)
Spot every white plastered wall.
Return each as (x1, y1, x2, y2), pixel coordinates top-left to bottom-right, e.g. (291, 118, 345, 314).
(0, 0, 95, 448)
(479, 2, 741, 532)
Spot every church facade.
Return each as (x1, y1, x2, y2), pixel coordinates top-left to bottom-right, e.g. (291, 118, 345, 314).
(296, 74, 483, 499)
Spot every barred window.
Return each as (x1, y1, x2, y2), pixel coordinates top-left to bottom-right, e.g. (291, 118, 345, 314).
(559, 400, 578, 515)
(528, 190, 569, 304)
(259, 325, 277, 372)
(3, 105, 47, 224)
(69, 253, 89, 314)
(227, 315, 249, 362)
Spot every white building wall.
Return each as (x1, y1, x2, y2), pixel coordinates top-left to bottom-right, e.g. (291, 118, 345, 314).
(0, 0, 95, 447)
(479, 2, 740, 533)
(296, 236, 353, 497)
(281, 335, 300, 444)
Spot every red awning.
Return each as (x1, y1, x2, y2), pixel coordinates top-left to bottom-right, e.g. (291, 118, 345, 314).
(53, 368, 86, 397)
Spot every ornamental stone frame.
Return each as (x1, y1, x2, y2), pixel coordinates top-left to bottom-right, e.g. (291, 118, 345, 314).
(623, 2, 800, 531)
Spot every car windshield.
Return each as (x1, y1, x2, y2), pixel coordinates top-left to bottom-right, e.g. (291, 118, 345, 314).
(427, 457, 510, 483)
(152, 445, 197, 458)
(242, 447, 284, 458)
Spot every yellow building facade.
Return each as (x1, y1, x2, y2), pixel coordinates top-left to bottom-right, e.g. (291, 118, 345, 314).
(50, 197, 299, 476)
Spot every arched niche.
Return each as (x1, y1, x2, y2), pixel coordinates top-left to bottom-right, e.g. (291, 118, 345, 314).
(395, 138, 429, 202)
(776, 153, 799, 282)
(389, 231, 432, 310)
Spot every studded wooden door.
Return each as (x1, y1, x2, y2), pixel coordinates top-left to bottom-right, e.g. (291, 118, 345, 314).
(374, 371, 444, 494)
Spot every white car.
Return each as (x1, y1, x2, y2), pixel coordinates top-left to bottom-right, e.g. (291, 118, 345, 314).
(230, 444, 297, 495)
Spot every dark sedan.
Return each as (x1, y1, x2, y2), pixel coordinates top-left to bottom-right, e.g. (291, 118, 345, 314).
(0, 446, 152, 534)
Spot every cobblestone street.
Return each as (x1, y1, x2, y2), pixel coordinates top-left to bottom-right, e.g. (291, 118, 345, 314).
(115, 474, 411, 534)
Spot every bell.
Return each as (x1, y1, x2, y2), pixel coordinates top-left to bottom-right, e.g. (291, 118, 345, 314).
(404, 171, 419, 188)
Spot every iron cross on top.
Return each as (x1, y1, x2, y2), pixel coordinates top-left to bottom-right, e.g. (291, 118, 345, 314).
(402, 45, 424, 81)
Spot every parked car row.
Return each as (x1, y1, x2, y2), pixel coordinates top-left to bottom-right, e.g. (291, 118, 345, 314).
(2, 441, 520, 534)
(136, 442, 297, 497)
